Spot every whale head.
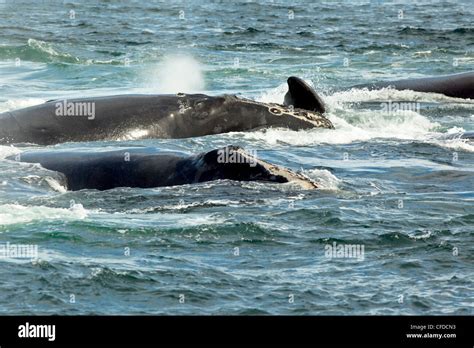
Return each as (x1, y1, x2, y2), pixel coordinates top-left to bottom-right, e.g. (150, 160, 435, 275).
(284, 76, 326, 114)
(209, 95, 334, 132)
(164, 94, 334, 138)
(194, 145, 318, 189)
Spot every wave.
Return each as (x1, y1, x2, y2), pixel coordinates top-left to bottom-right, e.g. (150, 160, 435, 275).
(297, 31, 315, 37)
(250, 81, 474, 152)
(0, 39, 79, 64)
(253, 82, 439, 144)
(0, 203, 88, 225)
(305, 169, 340, 190)
(243, 27, 264, 34)
(0, 145, 21, 160)
(399, 26, 474, 35)
(222, 26, 266, 36)
(328, 88, 474, 104)
(426, 128, 474, 152)
(0, 39, 126, 65)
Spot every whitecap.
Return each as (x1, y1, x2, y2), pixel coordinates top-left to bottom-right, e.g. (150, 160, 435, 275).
(0, 203, 88, 225)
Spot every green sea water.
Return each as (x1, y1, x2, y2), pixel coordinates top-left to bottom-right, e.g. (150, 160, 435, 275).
(0, 0, 473, 315)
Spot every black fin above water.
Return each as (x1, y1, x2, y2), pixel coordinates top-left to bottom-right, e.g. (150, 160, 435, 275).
(283, 76, 326, 114)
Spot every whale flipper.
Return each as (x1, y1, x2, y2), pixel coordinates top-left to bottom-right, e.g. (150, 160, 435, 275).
(284, 76, 326, 114)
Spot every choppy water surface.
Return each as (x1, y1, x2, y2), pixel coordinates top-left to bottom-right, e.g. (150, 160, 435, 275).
(0, 1, 473, 315)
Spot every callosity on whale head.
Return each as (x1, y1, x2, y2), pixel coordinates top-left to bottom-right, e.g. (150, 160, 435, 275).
(199, 145, 319, 189)
(161, 93, 334, 139)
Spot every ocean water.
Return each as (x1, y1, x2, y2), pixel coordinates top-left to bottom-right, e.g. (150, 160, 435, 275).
(0, 0, 473, 315)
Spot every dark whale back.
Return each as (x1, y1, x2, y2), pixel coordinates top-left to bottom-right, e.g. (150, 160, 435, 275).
(8, 146, 318, 190)
(440, 131, 474, 141)
(0, 93, 333, 145)
(461, 131, 474, 140)
(351, 71, 474, 99)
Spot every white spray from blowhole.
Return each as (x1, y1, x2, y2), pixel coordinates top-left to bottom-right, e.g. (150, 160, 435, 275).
(146, 54, 205, 94)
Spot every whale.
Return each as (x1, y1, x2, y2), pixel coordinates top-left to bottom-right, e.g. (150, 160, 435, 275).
(7, 146, 318, 191)
(0, 78, 334, 146)
(2, 72, 469, 147)
(349, 71, 474, 99)
(439, 130, 474, 141)
(461, 131, 474, 140)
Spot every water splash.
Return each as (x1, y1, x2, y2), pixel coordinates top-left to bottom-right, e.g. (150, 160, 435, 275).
(0, 203, 88, 225)
(145, 54, 205, 93)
